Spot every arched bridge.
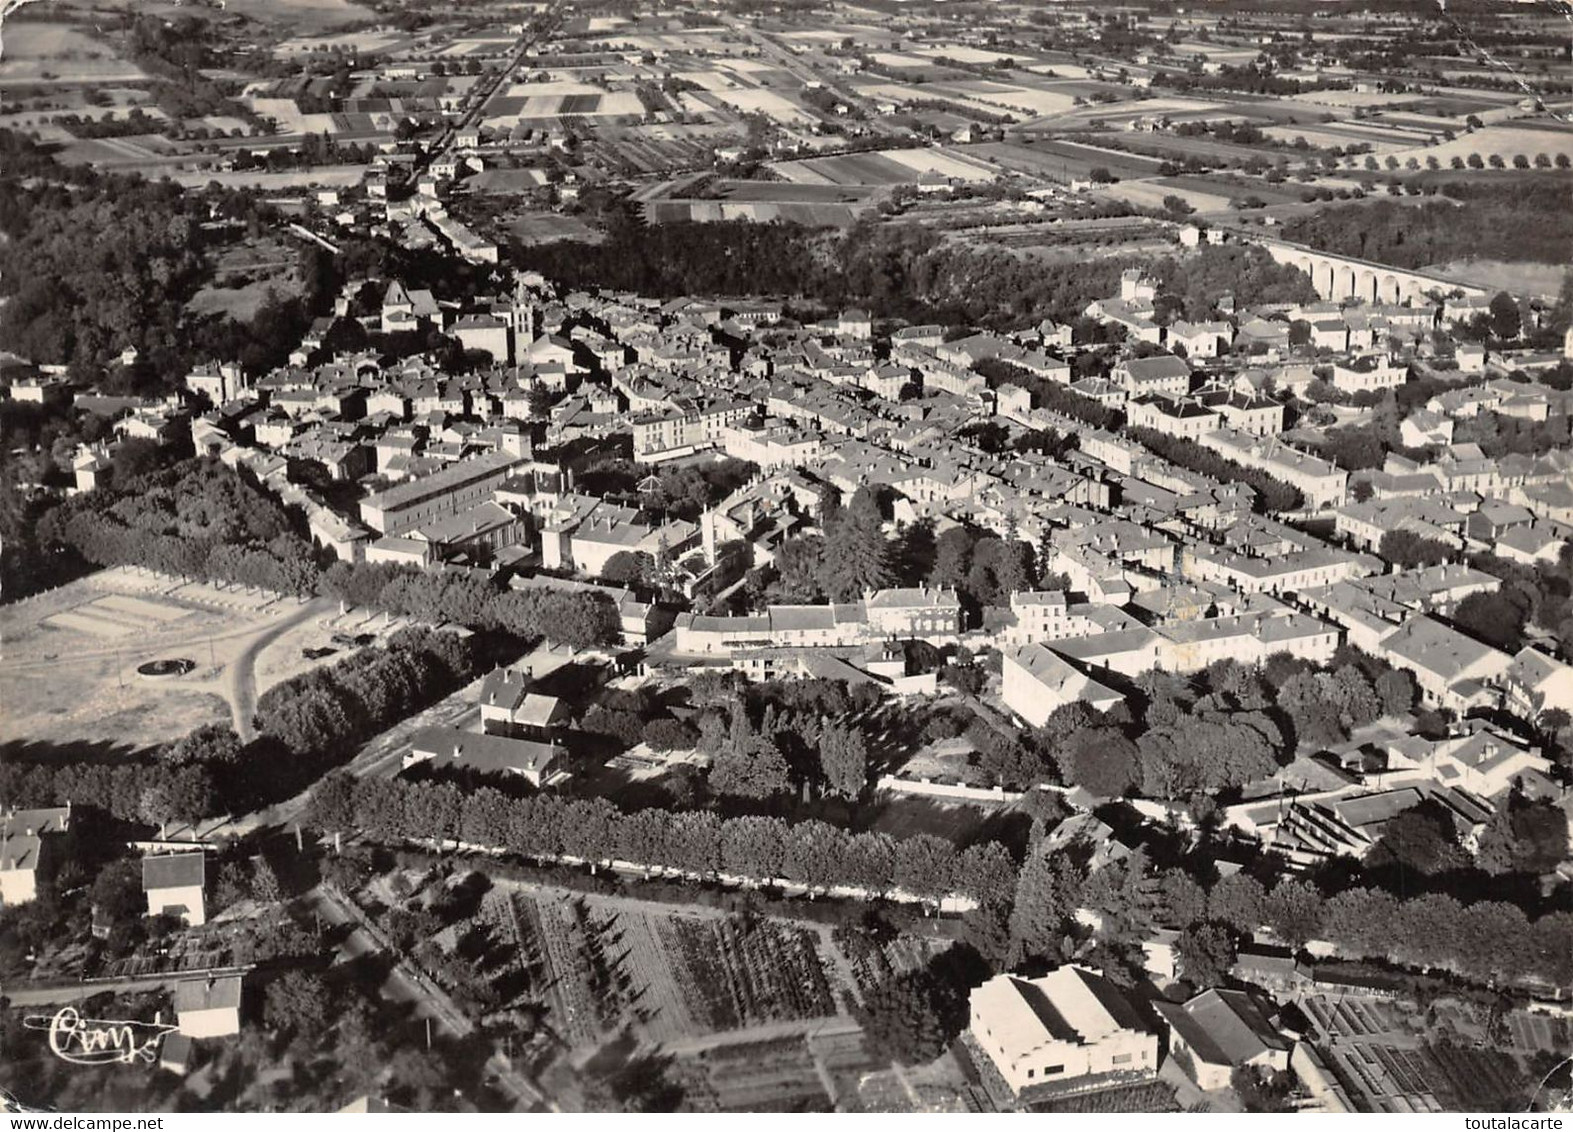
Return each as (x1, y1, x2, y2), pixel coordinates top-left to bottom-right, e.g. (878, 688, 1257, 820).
(1241, 234, 1491, 305)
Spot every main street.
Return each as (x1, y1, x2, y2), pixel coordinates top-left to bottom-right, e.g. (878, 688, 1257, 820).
(423, 0, 566, 171)
(721, 16, 902, 138)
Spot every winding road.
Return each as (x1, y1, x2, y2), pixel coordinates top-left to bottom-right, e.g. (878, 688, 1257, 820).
(223, 596, 336, 741)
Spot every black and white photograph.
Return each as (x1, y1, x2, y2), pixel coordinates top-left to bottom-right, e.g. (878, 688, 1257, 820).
(0, 0, 1571, 1118)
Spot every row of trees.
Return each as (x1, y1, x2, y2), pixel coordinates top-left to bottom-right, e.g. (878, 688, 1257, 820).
(519, 203, 1140, 330)
(256, 627, 479, 759)
(306, 772, 1015, 910)
(1010, 842, 1573, 990)
(36, 457, 320, 595)
(306, 764, 1573, 991)
(0, 756, 215, 829)
(32, 463, 621, 650)
(1126, 426, 1303, 512)
(45, 508, 320, 597)
(0, 625, 494, 825)
(975, 357, 1123, 431)
(321, 560, 621, 648)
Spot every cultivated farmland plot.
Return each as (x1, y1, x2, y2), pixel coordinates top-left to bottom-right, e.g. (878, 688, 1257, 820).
(0, 23, 148, 85)
(673, 1035, 831, 1112)
(661, 914, 839, 1030)
(1088, 130, 1287, 167)
(523, 892, 632, 1047)
(837, 930, 941, 998)
(224, 0, 374, 33)
(972, 139, 1163, 182)
(500, 883, 847, 1049)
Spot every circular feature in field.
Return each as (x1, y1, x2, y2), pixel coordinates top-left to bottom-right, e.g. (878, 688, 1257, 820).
(137, 658, 196, 678)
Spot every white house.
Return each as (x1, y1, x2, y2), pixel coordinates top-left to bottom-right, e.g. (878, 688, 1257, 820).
(143, 852, 207, 926)
(478, 668, 567, 738)
(1115, 355, 1192, 398)
(1505, 646, 1573, 718)
(404, 727, 562, 788)
(174, 974, 242, 1039)
(1155, 989, 1291, 1091)
(0, 805, 71, 906)
(1330, 355, 1405, 395)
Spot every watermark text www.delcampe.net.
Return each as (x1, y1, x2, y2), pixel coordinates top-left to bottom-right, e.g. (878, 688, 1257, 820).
(8, 1120, 164, 1131)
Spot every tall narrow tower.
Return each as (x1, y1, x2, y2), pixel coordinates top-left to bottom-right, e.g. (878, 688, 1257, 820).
(510, 277, 537, 368)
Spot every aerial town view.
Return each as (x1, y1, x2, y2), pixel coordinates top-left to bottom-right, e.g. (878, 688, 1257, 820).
(0, 0, 1571, 1119)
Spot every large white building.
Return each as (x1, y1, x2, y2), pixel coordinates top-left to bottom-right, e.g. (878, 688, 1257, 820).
(1196, 430, 1348, 510)
(1002, 644, 1123, 726)
(632, 400, 753, 462)
(359, 450, 528, 535)
(969, 968, 1158, 1099)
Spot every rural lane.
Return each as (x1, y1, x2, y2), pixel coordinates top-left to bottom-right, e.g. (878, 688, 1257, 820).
(655, 1013, 863, 1057)
(307, 885, 555, 1112)
(1, 966, 253, 1009)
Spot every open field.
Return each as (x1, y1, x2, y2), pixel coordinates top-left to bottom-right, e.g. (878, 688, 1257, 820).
(909, 45, 1022, 67)
(509, 212, 604, 244)
(1160, 171, 1311, 207)
(643, 199, 869, 226)
(470, 168, 551, 193)
(221, 0, 375, 33)
(712, 180, 878, 203)
(1017, 95, 1218, 131)
(248, 96, 340, 135)
(274, 29, 407, 56)
(1363, 122, 1573, 168)
(187, 237, 301, 321)
(169, 165, 367, 190)
(486, 90, 645, 124)
(0, 22, 147, 85)
(632, 170, 879, 224)
(1420, 259, 1569, 301)
(702, 86, 813, 126)
(973, 137, 1164, 183)
(0, 568, 347, 749)
(921, 79, 1078, 118)
(1088, 130, 1290, 167)
(186, 279, 287, 323)
(772, 147, 998, 186)
(1262, 121, 1426, 153)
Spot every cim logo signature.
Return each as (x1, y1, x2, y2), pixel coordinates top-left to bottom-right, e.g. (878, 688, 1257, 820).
(22, 1007, 178, 1066)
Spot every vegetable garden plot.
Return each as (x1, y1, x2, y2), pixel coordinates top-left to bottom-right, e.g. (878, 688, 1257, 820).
(664, 914, 838, 1030)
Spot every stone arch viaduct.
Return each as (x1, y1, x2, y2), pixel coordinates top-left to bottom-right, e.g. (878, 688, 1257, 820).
(1238, 234, 1492, 305)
